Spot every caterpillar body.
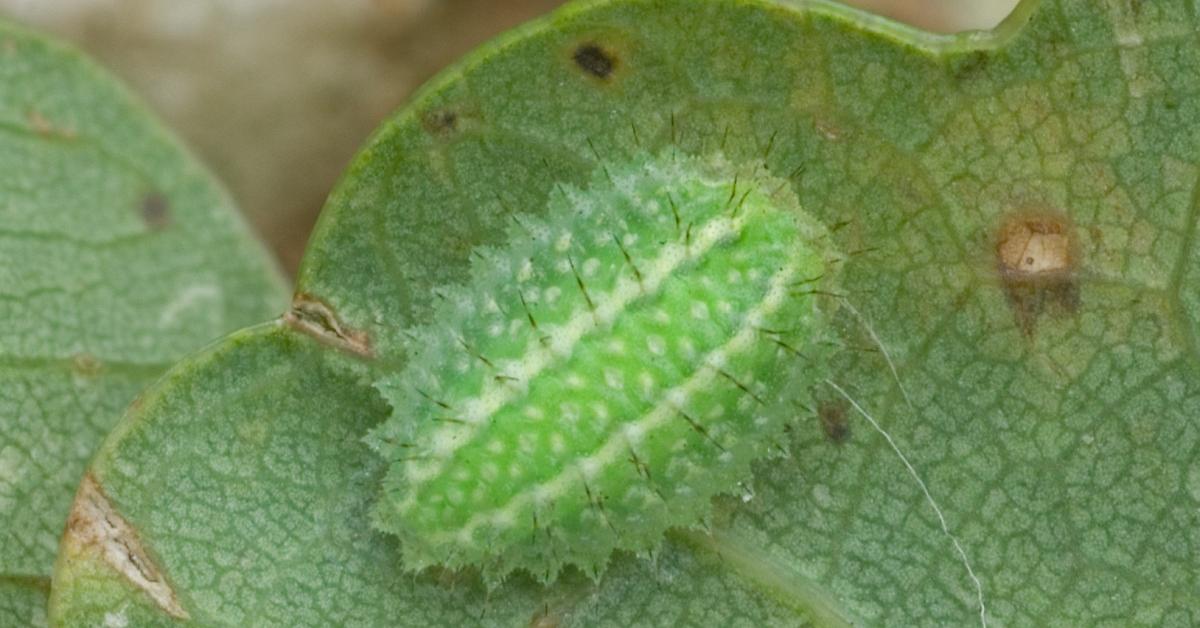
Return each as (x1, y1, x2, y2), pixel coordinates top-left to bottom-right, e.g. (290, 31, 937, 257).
(369, 151, 841, 584)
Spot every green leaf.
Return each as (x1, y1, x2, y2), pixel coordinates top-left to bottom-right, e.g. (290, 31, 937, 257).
(0, 576, 48, 627)
(0, 19, 287, 626)
(49, 0, 1200, 625)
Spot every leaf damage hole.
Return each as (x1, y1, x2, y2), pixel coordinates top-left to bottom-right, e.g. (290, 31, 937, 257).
(285, 293, 374, 357)
(572, 43, 617, 79)
(994, 211, 1080, 336)
(63, 475, 189, 619)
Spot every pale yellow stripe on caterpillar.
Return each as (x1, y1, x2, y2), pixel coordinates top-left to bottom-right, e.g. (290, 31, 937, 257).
(429, 248, 805, 544)
(397, 209, 754, 512)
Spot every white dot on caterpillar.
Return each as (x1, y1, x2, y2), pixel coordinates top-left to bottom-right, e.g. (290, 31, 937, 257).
(544, 286, 562, 303)
(690, 301, 709, 320)
(578, 455, 601, 480)
(646, 335, 666, 355)
(705, 350, 728, 370)
(431, 431, 464, 458)
(639, 371, 656, 396)
(623, 422, 646, 445)
(517, 259, 533, 282)
(560, 402, 581, 424)
(582, 257, 601, 276)
(555, 232, 572, 251)
(604, 368, 624, 390)
(565, 372, 586, 389)
(491, 509, 516, 530)
(523, 406, 545, 421)
(550, 433, 567, 455)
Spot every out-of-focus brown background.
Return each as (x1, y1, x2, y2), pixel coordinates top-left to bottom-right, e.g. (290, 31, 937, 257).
(0, 0, 1018, 274)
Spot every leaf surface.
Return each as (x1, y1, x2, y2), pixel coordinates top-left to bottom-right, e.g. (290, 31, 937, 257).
(0, 19, 287, 626)
(50, 0, 1200, 625)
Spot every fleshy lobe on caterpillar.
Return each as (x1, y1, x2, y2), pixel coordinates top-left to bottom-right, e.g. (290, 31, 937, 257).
(368, 151, 841, 585)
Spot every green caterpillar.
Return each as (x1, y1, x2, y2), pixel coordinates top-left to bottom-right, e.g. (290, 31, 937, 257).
(369, 151, 841, 584)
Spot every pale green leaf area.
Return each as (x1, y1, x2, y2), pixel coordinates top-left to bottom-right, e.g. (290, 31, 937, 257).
(0, 575, 47, 627)
(0, 18, 287, 627)
(49, 0, 1200, 626)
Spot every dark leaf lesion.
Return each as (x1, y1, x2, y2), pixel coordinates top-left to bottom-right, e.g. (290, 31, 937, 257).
(422, 109, 460, 135)
(572, 43, 617, 80)
(140, 192, 171, 230)
(818, 399, 851, 444)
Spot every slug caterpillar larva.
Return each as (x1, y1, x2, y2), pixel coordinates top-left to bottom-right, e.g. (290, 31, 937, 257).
(369, 151, 840, 584)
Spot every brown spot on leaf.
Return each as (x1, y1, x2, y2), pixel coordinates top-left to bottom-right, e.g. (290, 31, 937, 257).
(284, 293, 373, 357)
(995, 211, 1080, 335)
(572, 43, 617, 79)
(26, 109, 75, 139)
(71, 353, 102, 376)
(950, 51, 990, 81)
(140, 193, 171, 230)
(818, 400, 850, 444)
(422, 109, 459, 136)
(814, 117, 843, 142)
(27, 110, 53, 136)
(61, 475, 189, 619)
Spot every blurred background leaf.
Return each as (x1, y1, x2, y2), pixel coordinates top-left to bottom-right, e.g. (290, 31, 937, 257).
(0, 0, 1017, 274)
